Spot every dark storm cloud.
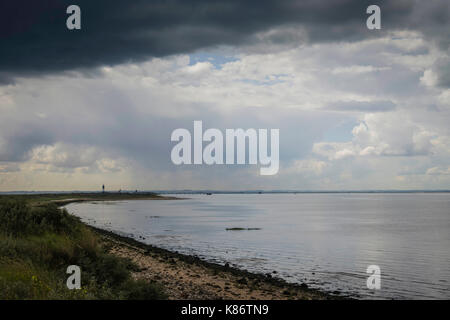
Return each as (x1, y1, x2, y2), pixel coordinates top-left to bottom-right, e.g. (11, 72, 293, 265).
(0, 0, 449, 79)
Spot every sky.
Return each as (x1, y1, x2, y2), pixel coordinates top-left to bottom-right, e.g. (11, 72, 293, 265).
(1, 0, 450, 191)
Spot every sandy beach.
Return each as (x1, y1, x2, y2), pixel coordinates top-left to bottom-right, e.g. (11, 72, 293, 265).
(94, 226, 336, 300)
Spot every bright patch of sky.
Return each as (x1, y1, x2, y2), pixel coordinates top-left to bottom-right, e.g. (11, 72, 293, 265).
(189, 52, 239, 69)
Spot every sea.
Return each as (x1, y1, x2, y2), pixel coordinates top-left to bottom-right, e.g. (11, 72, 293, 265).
(65, 193, 450, 299)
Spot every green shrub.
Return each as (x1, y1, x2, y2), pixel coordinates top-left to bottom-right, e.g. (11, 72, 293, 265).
(0, 200, 80, 237)
(0, 199, 166, 300)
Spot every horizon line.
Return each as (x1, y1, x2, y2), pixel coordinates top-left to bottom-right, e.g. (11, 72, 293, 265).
(1, 189, 450, 194)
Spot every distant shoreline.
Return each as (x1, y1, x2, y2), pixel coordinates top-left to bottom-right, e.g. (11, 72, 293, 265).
(1, 189, 450, 195)
(0, 192, 182, 208)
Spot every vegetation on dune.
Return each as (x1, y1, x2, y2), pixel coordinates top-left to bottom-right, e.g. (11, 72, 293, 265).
(0, 198, 166, 300)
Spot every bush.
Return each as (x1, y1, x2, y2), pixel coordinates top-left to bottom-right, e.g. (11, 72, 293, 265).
(0, 200, 80, 237)
(0, 199, 166, 300)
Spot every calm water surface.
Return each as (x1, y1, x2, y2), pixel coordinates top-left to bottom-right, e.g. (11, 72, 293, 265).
(65, 193, 450, 299)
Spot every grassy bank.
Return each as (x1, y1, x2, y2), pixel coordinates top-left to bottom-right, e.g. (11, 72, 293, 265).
(0, 195, 167, 299)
